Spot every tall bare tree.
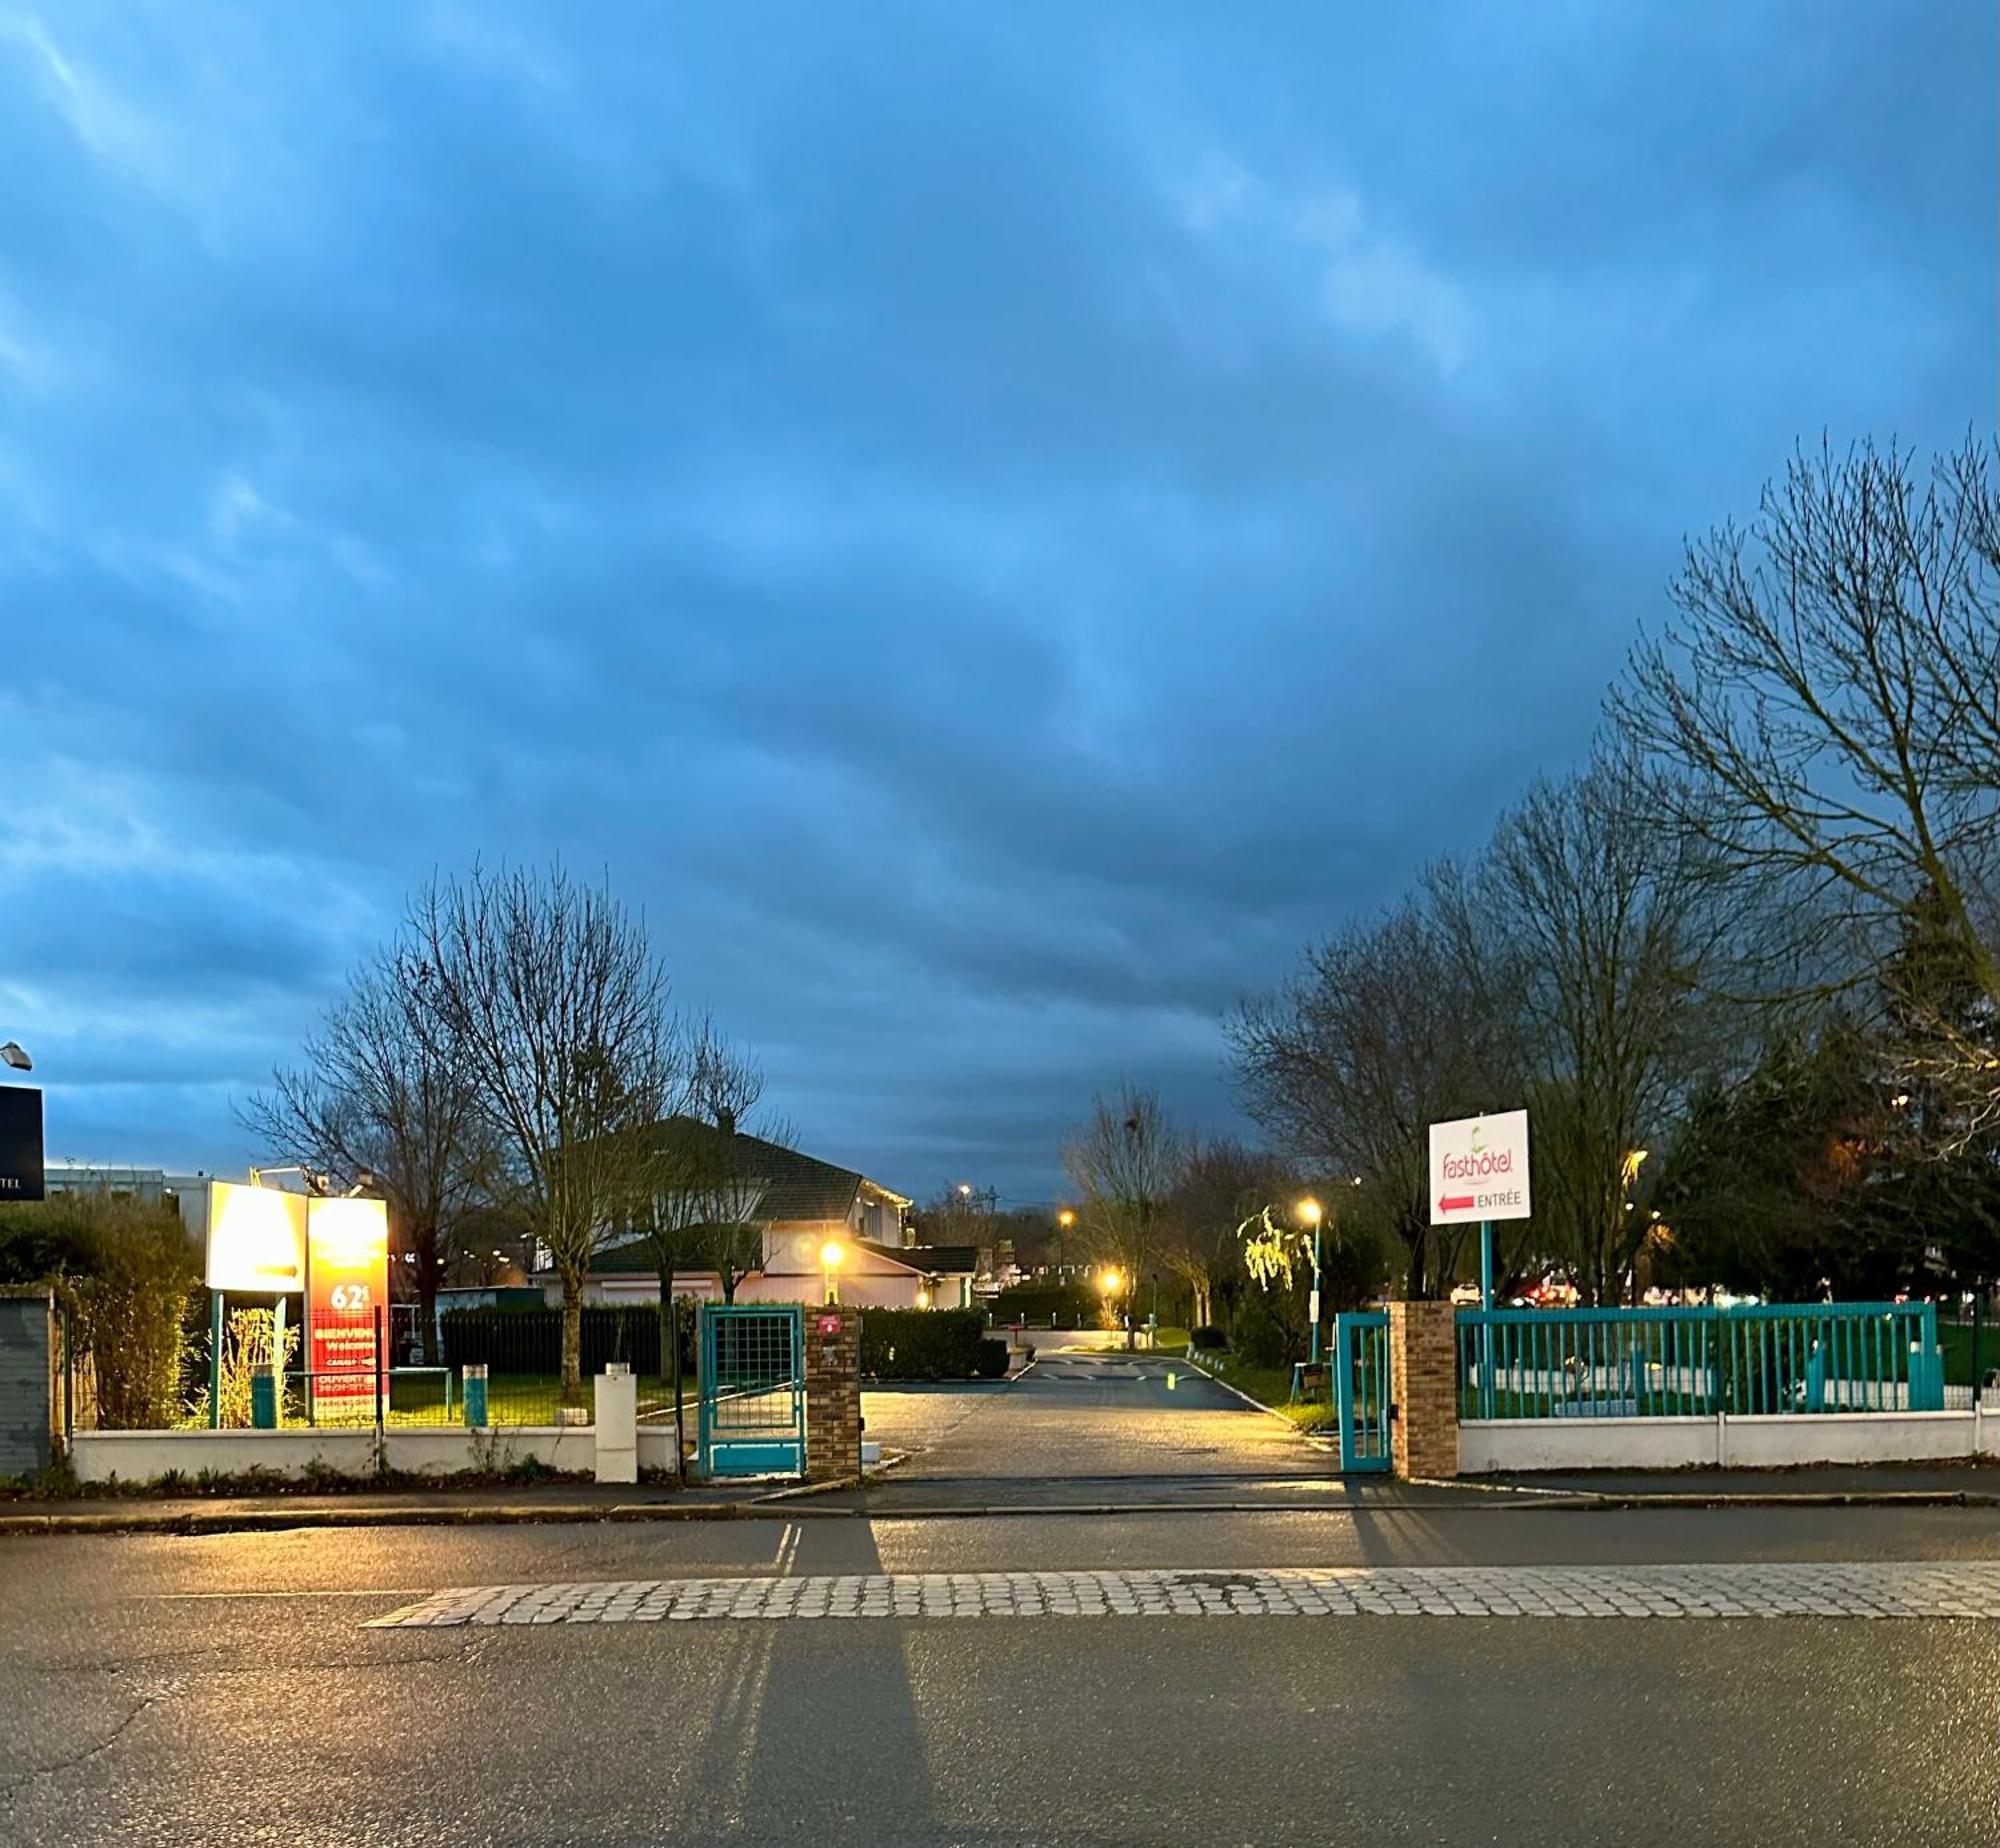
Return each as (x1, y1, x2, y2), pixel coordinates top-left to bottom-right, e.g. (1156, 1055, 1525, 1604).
(624, 1016, 764, 1304)
(406, 863, 683, 1398)
(242, 942, 489, 1354)
(1440, 748, 1732, 1304)
(1061, 1084, 1187, 1349)
(1229, 898, 1503, 1298)
(1163, 1136, 1295, 1330)
(1614, 437, 2000, 1135)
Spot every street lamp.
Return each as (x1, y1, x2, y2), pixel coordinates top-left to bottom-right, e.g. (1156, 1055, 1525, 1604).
(1098, 1266, 1123, 1335)
(1055, 1206, 1075, 1276)
(820, 1239, 845, 1306)
(1297, 1197, 1324, 1365)
(0, 1042, 30, 1072)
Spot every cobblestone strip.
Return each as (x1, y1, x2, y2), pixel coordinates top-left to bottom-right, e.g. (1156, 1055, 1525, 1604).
(367, 1562, 2000, 1628)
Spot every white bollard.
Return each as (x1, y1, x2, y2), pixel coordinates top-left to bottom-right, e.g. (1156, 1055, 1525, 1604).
(593, 1363, 638, 1484)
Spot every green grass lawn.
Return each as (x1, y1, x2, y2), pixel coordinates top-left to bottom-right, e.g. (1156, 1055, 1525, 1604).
(276, 1373, 696, 1429)
(1186, 1351, 1334, 1432)
(1939, 1319, 1995, 1388)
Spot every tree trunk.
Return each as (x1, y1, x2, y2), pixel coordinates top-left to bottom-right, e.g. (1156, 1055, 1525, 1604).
(559, 1271, 584, 1401)
(415, 1233, 442, 1366)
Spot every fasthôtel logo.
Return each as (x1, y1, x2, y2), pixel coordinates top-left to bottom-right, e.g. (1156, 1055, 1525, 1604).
(1442, 1147, 1513, 1181)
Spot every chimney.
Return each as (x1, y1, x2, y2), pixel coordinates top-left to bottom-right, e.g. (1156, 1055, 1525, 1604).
(715, 1105, 737, 1137)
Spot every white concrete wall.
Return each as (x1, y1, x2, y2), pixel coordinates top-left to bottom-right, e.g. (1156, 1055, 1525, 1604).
(70, 1427, 376, 1484)
(1461, 1409, 1997, 1474)
(377, 1427, 587, 1476)
(70, 1424, 605, 1484)
(1719, 1411, 1978, 1467)
(1459, 1417, 1719, 1473)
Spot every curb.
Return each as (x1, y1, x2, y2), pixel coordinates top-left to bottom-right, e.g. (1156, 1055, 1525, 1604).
(2, 1485, 1992, 1537)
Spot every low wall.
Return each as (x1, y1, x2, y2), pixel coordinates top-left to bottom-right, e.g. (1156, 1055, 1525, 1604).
(381, 1427, 596, 1476)
(69, 1424, 601, 1485)
(1459, 1416, 1719, 1473)
(70, 1428, 376, 1484)
(1461, 1407, 2000, 1474)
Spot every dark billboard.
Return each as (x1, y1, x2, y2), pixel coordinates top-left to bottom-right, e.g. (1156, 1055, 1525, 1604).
(0, 1087, 44, 1202)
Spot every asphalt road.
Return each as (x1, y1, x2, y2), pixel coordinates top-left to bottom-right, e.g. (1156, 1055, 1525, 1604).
(5, 1360, 1998, 1844)
(855, 1344, 1349, 1509)
(3, 1499, 1997, 1845)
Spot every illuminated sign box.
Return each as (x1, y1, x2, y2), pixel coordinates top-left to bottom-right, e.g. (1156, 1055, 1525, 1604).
(205, 1181, 307, 1293)
(307, 1196, 390, 1409)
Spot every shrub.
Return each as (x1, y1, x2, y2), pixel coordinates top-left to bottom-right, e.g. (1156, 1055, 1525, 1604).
(206, 1309, 300, 1429)
(973, 1338, 1008, 1378)
(46, 1196, 202, 1429)
(1190, 1325, 1227, 1351)
(859, 1308, 989, 1380)
(1229, 1297, 1293, 1370)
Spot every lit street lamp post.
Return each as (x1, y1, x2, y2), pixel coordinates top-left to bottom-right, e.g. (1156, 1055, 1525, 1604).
(1298, 1197, 1324, 1366)
(1098, 1266, 1123, 1340)
(821, 1240, 845, 1306)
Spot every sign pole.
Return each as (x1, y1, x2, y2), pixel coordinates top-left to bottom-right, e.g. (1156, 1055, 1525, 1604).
(1479, 1220, 1495, 1418)
(1309, 1222, 1323, 1366)
(208, 1291, 222, 1429)
(272, 1295, 286, 1428)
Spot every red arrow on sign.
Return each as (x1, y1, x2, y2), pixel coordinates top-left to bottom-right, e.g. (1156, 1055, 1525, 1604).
(1438, 1194, 1475, 1213)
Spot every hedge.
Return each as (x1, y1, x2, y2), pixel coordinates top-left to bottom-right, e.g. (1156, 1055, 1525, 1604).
(859, 1308, 992, 1380)
(439, 1306, 691, 1376)
(989, 1285, 1102, 1327)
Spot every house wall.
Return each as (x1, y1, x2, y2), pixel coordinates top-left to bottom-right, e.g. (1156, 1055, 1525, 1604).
(734, 1270, 929, 1310)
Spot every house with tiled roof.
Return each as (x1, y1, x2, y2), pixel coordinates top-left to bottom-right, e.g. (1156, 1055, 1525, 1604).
(557, 1122, 977, 1311)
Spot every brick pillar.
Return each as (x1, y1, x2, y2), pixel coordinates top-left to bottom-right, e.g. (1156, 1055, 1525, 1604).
(803, 1306, 862, 1483)
(1389, 1299, 1459, 1480)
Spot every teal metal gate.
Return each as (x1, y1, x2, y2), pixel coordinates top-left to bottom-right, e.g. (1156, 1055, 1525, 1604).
(1335, 1311, 1391, 1472)
(697, 1303, 806, 1479)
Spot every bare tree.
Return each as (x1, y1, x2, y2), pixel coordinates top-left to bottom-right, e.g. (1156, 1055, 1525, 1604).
(242, 942, 489, 1355)
(1614, 436, 2000, 1133)
(626, 1017, 763, 1306)
(1229, 898, 1503, 1298)
(1441, 748, 1732, 1304)
(1163, 1136, 1295, 1330)
(1060, 1084, 1187, 1350)
(406, 864, 683, 1398)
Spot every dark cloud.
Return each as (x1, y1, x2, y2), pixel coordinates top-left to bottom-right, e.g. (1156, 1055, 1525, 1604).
(0, 3, 1990, 1198)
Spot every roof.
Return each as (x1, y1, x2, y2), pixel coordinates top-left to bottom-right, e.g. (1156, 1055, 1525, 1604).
(636, 1112, 916, 1224)
(859, 1240, 978, 1277)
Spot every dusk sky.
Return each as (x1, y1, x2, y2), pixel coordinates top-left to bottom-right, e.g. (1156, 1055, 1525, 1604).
(2, 5, 1992, 1204)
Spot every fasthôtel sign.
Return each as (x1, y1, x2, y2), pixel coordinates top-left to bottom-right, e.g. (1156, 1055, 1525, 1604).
(1428, 1110, 1531, 1226)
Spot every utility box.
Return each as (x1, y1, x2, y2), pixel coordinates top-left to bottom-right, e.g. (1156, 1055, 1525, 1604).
(594, 1363, 637, 1484)
(461, 1363, 488, 1428)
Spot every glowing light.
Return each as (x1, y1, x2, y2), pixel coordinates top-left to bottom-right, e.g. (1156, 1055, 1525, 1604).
(1296, 1197, 1323, 1227)
(820, 1241, 846, 1271)
(205, 1181, 307, 1293)
(1098, 1267, 1123, 1296)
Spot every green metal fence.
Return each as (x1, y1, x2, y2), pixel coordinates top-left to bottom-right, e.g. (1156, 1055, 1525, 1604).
(1456, 1303, 1946, 1420)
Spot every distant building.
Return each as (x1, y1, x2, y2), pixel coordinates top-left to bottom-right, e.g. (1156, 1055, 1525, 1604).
(43, 1162, 213, 1234)
(555, 1122, 977, 1310)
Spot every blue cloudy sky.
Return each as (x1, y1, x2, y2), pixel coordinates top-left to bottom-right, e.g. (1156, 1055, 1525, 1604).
(1, 4, 1991, 1202)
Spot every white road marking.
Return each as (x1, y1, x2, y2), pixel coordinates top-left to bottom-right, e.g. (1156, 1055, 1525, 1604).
(366, 1561, 2000, 1628)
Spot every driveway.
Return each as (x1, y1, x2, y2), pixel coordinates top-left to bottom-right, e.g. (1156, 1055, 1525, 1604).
(855, 1339, 1357, 1509)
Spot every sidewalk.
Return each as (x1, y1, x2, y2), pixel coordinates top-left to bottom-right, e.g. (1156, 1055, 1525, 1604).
(0, 1477, 828, 1536)
(1459, 1461, 2000, 1504)
(5, 1460, 1992, 1538)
